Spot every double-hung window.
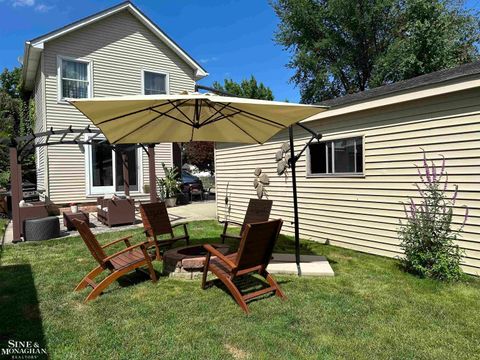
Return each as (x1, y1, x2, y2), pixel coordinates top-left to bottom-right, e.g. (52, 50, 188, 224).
(59, 58, 91, 100)
(308, 136, 363, 175)
(142, 70, 168, 95)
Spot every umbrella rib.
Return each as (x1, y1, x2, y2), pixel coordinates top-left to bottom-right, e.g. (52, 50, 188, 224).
(225, 118, 261, 144)
(201, 110, 243, 127)
(201, 101, 239, 127)
(112, 100, 190, 143)
(221, 104, 286, 128)
(199, 102, 231, 125)
(167, 100, 194, 124)
(111, 113, 164, 143)
(96, 101, 172, 125)
(151, 108, 194, 127)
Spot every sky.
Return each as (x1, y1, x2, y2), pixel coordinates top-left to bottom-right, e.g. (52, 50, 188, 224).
(1, 0, 479, 103)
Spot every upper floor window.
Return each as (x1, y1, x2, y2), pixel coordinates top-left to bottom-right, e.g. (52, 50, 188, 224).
(143, 70, 167, 95)
(308, 136, 363, 175)
(59, 58, 91, 100)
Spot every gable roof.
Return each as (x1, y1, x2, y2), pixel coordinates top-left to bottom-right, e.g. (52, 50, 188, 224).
(22, 1, 208, 90)
(318, 61, 480, 108)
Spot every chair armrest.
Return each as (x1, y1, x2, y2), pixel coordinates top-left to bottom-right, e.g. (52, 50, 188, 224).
(103, 242, 150, 262)
(101, 235, 133, 249)
(203, 244, 237, 270)
(172, 222, 189, 238)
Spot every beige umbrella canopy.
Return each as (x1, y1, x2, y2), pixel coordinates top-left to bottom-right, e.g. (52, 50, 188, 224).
(69, 93, 327, 144)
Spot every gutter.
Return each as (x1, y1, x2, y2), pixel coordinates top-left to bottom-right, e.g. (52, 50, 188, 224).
(21, 42, 31, 89)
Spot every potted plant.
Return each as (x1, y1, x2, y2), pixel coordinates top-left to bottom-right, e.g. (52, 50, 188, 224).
(70, 202, 78, 214)
(156, 163, 181, 207)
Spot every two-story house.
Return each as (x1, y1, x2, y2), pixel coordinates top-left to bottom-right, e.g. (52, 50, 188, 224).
(21, 1, 208, 205)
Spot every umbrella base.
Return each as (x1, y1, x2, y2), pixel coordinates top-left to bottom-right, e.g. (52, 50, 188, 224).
(267, 253, 334, 277)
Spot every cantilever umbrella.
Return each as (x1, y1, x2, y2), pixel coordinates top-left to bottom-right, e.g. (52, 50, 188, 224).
(69, 93, 327, 144)
(69, 92, 328, 275)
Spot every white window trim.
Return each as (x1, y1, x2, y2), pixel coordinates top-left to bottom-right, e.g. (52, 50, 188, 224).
(84, 134, 143, 196)
(306, 134, 366, 178)
(141, 68, 170, 95)
(57, 55, 93, 103)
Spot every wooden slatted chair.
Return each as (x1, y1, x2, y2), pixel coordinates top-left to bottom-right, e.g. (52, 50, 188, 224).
(202, 219, 285, 314)
(73, 219, 157, 302)
(139, 202, 190, 260)
(220, 199, 273, 244)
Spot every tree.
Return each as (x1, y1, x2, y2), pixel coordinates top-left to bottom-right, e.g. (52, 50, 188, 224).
(212, 75, 274, 100)
(183, 141, 215, 174)
(0, 66, 35, 187)
(272, 0, 480, 103)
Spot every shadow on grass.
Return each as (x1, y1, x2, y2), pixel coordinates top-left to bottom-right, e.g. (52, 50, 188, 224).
(205, 274, 292, 308)
(0, 264, 48, 359)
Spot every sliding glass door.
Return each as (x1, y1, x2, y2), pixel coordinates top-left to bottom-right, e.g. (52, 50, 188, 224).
(87, 139, 140, 195)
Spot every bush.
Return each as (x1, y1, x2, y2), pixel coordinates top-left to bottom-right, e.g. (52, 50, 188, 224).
(399, 151, 468, 281)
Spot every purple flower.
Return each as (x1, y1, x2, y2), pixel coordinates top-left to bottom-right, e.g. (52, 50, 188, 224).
(416, 166, 426, 184)
(452, 185, 458, 205)
(431, 161, 437, 182)
(439, 154, 446, 177)
(462, 206, 469, 227)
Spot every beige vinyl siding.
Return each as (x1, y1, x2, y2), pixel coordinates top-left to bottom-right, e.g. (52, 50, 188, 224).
(41, 9, 195, 203)
(215, 87, 480, 276)
(33, 56, 47, 193)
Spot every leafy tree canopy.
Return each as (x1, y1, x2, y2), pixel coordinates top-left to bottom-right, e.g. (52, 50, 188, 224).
(272, 0, 480, 103)
(212, 75, 274, 100)
(183, 141, 215, 174)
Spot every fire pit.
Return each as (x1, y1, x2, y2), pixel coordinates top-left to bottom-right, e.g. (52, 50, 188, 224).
(163, 243, 231, 279)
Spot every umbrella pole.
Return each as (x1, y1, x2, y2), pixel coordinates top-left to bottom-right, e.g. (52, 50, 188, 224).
(288, 126, 302, 276)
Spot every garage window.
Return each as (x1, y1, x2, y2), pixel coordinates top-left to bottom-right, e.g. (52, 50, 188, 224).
(308, 136, 363, 175)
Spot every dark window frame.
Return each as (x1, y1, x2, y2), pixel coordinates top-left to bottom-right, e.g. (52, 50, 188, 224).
(307, 135, 365, 177)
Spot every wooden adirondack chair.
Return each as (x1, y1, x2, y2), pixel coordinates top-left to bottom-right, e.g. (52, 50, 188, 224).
(220, 199, 273, 244)
(202, 219, 285, 314)
(139, 202, 190, 260)
(73, 219, 157, 302)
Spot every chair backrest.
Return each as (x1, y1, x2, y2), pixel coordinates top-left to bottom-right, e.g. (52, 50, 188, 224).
(241, 199, 273, 234)
(72, 219, 107, 266)
(235, 219, 283, 272)
(139, 202, 173, 238)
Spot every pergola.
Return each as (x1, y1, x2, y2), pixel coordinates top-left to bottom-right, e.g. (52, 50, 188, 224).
(3, 125, 160, 242)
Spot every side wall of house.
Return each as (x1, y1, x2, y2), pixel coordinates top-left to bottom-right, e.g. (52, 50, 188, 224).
(215, 87, 480, 275)
(42, 10, 195, 204)
(33, 56, 46, 194)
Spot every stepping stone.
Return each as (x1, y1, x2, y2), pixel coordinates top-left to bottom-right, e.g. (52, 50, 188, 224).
(267, 253, 334, 277)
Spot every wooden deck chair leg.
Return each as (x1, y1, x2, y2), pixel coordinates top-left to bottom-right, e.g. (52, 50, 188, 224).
(201, 252, 211, 290)
(74, 265, 104, 291)
(263, 271, 286, 300)
(221, 276, 250, 314)
(85, 269, 126, 302)
(141, 247, 157, 283)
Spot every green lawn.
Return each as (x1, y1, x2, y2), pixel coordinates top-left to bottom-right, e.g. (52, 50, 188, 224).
(1, 220, 479, 359)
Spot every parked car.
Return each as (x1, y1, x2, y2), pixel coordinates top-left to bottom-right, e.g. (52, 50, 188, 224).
(181, 171, 204, 191)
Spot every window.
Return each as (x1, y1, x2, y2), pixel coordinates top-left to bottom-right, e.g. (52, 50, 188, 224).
(59, 58, 91, 100)
(308, 136, 363, 175)
(142, 70, 167, 95)
(87, 138, 140, 194)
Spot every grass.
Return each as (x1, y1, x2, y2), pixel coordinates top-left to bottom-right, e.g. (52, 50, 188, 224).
(1, 220, 479, 359)
(0, 218, 6, 239)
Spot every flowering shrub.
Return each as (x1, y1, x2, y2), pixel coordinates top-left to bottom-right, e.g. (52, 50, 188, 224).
(399, 151, 468, 281)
